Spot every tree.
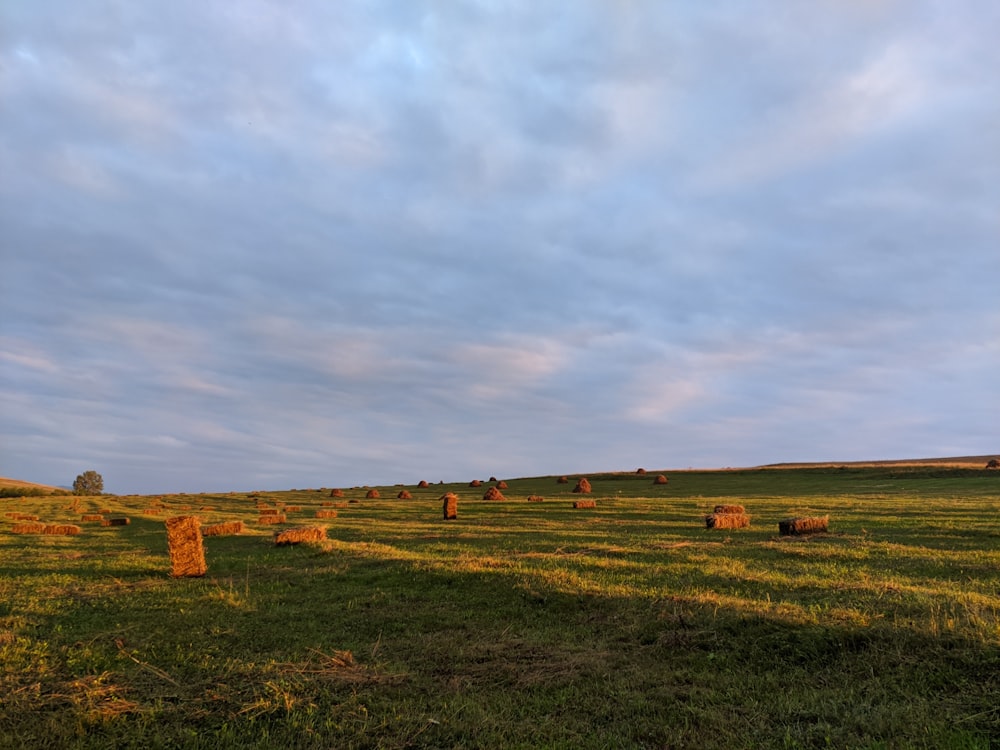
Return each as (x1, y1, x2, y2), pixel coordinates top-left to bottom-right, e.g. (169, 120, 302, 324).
(73, 470, 104, 495)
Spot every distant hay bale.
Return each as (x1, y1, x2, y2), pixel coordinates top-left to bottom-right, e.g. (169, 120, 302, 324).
(573, 499, 597, 509)
(12, 522, 46, 534)
(469, 480, 482, 487)
(483, 486, 505, 501)
(705, 513, 750, 530)
(572, 478, 592, 494)
(489, 476, 497, 482)
(44, 524, 82, 535)
(102, 517, 130, 527)
(257, 514, 286, 524)
(143, 508, 163, 515)
(202, 521, 244, 536)
(496, 480, 509, 490)
(332, 502, 348, 508)
(636, 468, 647, 474)
(10, 513, 39, 521)
(527, 495, 545, 502)
(81, 514, 105, 522)
(165, 516, 207, 578)
(329, 488, 345, 497)
(284, 505, 302, 512)
(274, 526, 327, 546)
(713, 504, 745, 514)
(779, 516, 829, 536)
(315, 509, 338, 518)
(653, 474, 669, 485)
(259, 508, 280, 516)
(557, 476, 569, 484)
(417, 480, 430, 488)
(365, 489, 380, 499)
(397, 490, 412, 499)
(441, 492, 458, 520)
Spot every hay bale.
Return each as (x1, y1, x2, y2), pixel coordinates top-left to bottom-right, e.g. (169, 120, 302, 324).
(81, 514, 104, 522)
(469, 479, 482, 487)
(144, 508, 163, 515)
(572, 478, 592, 494)
(397, 490, 412, 499)
(573, 499, 597, 509)
(285, 505, 302, 512)
(489, 476, 497, 482)
(11, 522, 46, 534)
(705, 513, 751, 530)
(417, 480, 430, 488)
(653, 474, 669, 485)
(102, 517, 130, 527)
(365, 489, 380, 499)
(274, 526, 327, 546)
(11, 513, 40, 521)
(441, 492, 458, 520)
(779, 516, 829, 536)
(329, 488, 345, 497)
(527, 495, 545, 502)
(636, 468, 647, 474)
(315, 509, 338, 518)
(557, 476, 569, 484)
(483, 486, 505, 501)
(713, 504, 745, 514)
(259, 508, 280, 516)
(496, 480, 509, 490)
(202, 521, 244, 537)
(258, 514, 286, 524)
(164, 516, 207, 578)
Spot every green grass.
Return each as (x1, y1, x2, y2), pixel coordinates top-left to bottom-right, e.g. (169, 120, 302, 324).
(2, 468, 999, 748)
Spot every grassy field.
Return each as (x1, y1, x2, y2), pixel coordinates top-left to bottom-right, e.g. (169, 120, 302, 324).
(2, 467, 999, 749)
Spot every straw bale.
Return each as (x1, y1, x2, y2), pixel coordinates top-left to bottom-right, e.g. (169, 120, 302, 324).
(202, 521, 244, 537)
(573, 499, 597, 509)
(165, 516, 207, 578)
(705, 513, 750, 530)
(417, 480, 430, 488)
(779, 516, 829, 536)
(713, 504, 745, 514)
(365, 489, 380, 499)
(489, 476, 497, 482)
(12, 522, 46, 534)
(557, 476, 569, 484)
(330, 488, 345, 497)
(441, 492, 458, 520)
(259, 508, 280, 516)
(653, 474, 669, 485)
(44, 524, 82, 535)
(397, 490, 412, 499)
(81, 514, 105, 522)
(333, 502, 348, 508)
(572, 478, 592, 494)
(636, 468, 647, 474)
(469, 480, 483, 487)
(274, 526, 327, 546)
(496, 480, 509, 490)
(10, 513, 39, 521)
(483, 486, 505, 501)
(284, 505, 302, 512)
(258, 514, 286, 524)
(527, 495, 545, 502)
(144, 508, 163, 515)
(315, 509, 338, 518)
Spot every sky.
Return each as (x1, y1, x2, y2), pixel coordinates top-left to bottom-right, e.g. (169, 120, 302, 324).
(1, 1, 998, 495)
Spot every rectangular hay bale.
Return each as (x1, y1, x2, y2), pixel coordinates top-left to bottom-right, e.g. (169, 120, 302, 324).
(11, 522, 46, 534)
(779, 515, 829, 536)
(165, 516, 207, 578)
(81, 514, 105, 522)
(573, 499, 597, 509)
(442, 493, 458, 520)
(705, 513, 751, 530)
(43, 524, 81, 535)
(202, 520, 244, 537)
(713, 504, 745, 515)
(315, 509, 338, 518)
(257, 514, 286, 524)
(274, 526, 327, 546)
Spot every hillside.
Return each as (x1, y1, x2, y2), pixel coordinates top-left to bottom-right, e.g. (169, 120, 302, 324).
(757, 455, 998, 470)
(0, 476, 62, 493)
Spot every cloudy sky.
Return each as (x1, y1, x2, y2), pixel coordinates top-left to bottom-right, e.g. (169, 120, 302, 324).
(2, 2, 997, 494)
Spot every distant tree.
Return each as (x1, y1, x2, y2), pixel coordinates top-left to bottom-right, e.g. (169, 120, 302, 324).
(73, 470, 104, 495)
